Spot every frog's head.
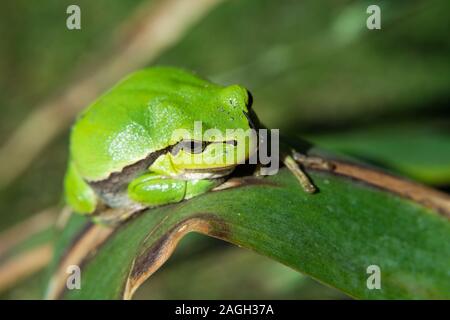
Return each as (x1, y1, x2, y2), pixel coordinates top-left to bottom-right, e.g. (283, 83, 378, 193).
(166, 84, 258, 178)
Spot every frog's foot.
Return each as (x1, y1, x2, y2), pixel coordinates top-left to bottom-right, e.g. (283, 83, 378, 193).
(93, 174, 223, 225)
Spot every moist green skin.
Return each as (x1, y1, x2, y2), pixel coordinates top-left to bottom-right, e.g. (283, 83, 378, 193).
(64, 66, 253, 217)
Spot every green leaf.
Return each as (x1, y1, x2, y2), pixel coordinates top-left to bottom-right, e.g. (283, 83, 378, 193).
(47, 159, 450, 300)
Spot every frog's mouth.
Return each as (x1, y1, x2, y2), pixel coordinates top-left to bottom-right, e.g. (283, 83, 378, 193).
(177, 166, 236, 180)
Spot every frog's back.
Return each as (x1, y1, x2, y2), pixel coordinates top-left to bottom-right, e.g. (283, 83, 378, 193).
(70, 67, 248, 181)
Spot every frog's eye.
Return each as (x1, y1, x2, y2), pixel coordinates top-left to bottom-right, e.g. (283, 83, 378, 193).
(172, 140, 206, 155)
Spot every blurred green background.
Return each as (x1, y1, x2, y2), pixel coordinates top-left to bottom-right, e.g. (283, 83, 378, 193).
(0, 0, 448, 299)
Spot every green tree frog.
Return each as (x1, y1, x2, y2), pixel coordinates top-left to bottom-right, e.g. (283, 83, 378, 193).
(64, 66, 318, 224)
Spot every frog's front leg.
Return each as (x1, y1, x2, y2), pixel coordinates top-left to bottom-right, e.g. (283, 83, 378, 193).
(128, 173, 222, 207)
(92, 174, 222, 225)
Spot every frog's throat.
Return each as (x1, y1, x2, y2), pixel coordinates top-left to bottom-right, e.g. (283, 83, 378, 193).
(174, 167, 235, 180)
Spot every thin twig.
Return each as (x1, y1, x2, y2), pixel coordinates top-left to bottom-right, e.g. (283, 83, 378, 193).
(0, 244, 53, 294)
(0, 208, 58, 257)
